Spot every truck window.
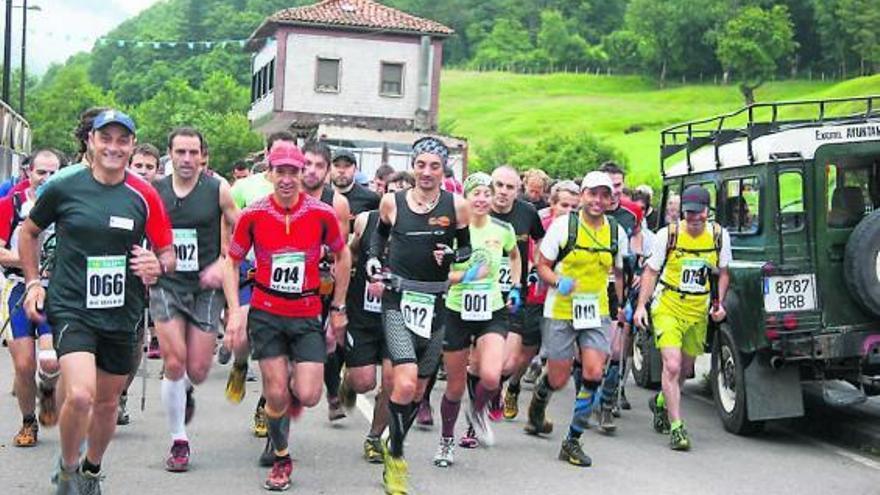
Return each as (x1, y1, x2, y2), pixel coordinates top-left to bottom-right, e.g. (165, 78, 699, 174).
(778, 171, 804, 232)
(723, 177, 759, 234)
(827, 163, 875, 228)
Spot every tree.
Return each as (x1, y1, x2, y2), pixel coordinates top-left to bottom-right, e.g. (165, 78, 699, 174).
(471, 18, 534, 69)
(624, 0, 685, 86)
(716, 5, 797, 104)
(836, 0, 880, 75)
(602, 30, 643, 74)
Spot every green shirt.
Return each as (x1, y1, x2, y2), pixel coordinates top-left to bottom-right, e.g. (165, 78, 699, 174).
(446, 217, 516, 313)
(231, 172, 272, 209)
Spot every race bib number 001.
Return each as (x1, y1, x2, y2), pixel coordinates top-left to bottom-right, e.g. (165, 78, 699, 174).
(461, 281, 492, 321)
(364, 281, 382, 313)
(270, 252, 305, 293)
(679, 258, 708, 293)
(401, 291, 435, 338)
(572, 293, 601, 330)
(498, 257, 513, 293)
(173, 229, 199, 272)
(86, 255, 126, 309)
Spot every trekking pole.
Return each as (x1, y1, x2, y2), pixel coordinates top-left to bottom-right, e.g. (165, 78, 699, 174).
(140, 300, 149, 411)
(616, 255, 634, 407)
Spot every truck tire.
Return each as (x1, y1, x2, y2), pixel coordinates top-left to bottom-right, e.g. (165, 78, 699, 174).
(711, 329, 764, 435)
(844, 209, 880, 317)
(632, 326, 660, 390)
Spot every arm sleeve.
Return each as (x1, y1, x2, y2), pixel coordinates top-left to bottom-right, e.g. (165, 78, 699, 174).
(645, 228, 669, 272)
(538, 216, 566, 262)
(718, 229, 732, 268)
(615, 226, 628, 270)
(228, 212, 253, 262)
(28, 182, 61, 231)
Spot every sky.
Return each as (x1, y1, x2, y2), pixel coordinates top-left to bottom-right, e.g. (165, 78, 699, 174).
(3, 0, 162, 75)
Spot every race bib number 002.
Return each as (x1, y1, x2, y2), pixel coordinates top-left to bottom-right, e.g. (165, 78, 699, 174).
(572, 293, 601, 330)
(679, 258, 708, 293)
(401, 291, 435, 338)
(498, 257, 513, 293)
(86, 255, 126, 309)
(173, 229, 199, 272)
(270, 252, 305, 293)
(461, 281, 492, 321)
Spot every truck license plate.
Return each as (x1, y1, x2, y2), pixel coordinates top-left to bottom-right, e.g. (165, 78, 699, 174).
(763, 274, 816, 313)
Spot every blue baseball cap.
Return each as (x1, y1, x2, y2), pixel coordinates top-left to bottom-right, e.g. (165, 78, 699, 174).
(92, 110, 137, 135)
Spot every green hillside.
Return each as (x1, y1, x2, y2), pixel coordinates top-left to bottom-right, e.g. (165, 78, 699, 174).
(439, 71, 880, 184)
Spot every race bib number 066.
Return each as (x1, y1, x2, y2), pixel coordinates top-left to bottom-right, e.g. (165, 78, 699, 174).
(401, 291, 435, 338)
(86, 255, 126, 309)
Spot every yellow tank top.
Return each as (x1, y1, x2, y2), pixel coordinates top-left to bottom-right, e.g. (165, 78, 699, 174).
(545, 215, 614, 320)
(656, 222, 719, 321)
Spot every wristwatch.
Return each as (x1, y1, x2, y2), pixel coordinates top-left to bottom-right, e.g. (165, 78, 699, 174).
(330, 304, 347, 313)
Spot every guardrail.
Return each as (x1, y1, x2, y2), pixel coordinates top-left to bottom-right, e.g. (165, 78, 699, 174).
(0, 99, 31, 181)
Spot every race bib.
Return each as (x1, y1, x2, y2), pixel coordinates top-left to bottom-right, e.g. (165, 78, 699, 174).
(401, 291, 435, 338)
(363, 280, 382, 313)
(572, 293, 601, 330)
(498, 257, 513, 293)
(86, 255, 126, 309)
(270, 252, 305, 293)
(679, 258, 708, 293)
(173, 229, 199, 272)
(461, 281, 492, 321)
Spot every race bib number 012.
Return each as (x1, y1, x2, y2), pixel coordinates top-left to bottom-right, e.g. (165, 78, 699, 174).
(86, 255, 126, 309)
(173, 229, 199, 272)
(498, 257, 513, 293)
(363, 281, 382, 313)
(270, 252, 305, 293)
(401, 291, 435, 338)
(461, 281, 491, 321)
(572, 293, 601, 330)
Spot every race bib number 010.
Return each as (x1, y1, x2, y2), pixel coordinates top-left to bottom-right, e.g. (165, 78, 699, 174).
(173, 229, 199, 272)
(270, 252, 305, 293)
(679, 258, 708, 293)
(364, 281, 382, 313)
(498, 257, 513, 293)
(401, 291, 435, 338)
(572, 293, 601, 330)
(86, 255, 126, 309)
(461, 281, 492, 321)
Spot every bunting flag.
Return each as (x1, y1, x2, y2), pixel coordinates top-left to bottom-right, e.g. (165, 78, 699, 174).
(95, 36, 264, 49)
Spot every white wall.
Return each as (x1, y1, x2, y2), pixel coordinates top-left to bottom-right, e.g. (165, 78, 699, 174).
(283, 33, 426, 120)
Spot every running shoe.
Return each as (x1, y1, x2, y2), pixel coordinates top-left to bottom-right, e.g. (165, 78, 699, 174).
(184, 386, 195, 424)
(363, 437, 384, 464)
(503, 388, 519, 420)
(146, 337, 161, 359)
(52, 461, 76, 495)
(619, 387, 632, 410)
(116, 394, 130, 426)
(433, 437, 455, 468)
(225, 363, 248, 404)
(458, 424, 478, 449)
(75, 468, 105, 495)
(13, 421, 37, 447)
(328, 396, 346, 421)
(264, 455, 293, 491)
(465, 405, 495, 446)
(437, 362, 447, 381)
(416, 399, 433, 428)
(611, 402, 622, 418)
(339, 371, 357, 410)
(488, 393, 503, 422)
(524, 394, 553, 436)
(670, 424, 692, 451)
(165, 439, 190, 472)
(254, 405, 269, 437)
(522, 360, 541, 385)
(558, 438, 592, 467)
(382, 452, 409, 495)
(39, 385, 58, 427)
(595, 405, 617, 434)
(217, 344, 232, 365)
(649, 393, 670, 434)
(259, 437, 275, 467)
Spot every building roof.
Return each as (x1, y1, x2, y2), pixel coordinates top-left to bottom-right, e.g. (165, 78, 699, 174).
(251, 0, 454, 43)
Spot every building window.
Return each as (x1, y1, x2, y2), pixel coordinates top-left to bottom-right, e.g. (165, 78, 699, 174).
(251, 58, 275, 103)
(380, 62, 404, 97)
(316, 57, 340, 93)
(268, 59, 275, 92)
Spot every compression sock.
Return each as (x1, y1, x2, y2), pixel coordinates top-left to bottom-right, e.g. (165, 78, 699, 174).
(600, 360, 621, 407)
(440, 395, 461, 438)
(388, 400, 410, 458)
(568, 380, 601, 440)
(266, 407, 291, 456)
(161, 377, 187, 442)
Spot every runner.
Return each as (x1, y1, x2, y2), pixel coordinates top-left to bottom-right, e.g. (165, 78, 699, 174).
(0, 149, 62, 446)
(433, 172, 519, 467)
(521, 168, 550, 210)
(330, 149, 380, 226)
(151, 127, 239, 472)
(503, 180, 580, 420)
(20, 110, 174, 494)
(371, 164, 395, 196)
(367, 136, 470, 494)
(524, 171, 627, 467)
(128, 144, 161, 183)
(222, 140, 350, 491)
(633, 184, 730, 451)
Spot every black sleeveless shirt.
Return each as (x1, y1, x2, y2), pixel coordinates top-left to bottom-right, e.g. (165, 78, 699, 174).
(155, 173, 222, 292)
(388, 190, 457, 283)
(347, 210, 383, 329)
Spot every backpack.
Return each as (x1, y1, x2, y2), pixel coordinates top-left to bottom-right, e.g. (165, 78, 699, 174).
(658, 221, 723, 294)
(556, 212, 619, 265)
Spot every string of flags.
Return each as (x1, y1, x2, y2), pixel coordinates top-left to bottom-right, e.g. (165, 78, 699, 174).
(23, 28, 273, 49)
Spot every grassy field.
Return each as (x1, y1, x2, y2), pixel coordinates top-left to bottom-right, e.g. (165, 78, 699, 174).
(439, 70, 880, 185)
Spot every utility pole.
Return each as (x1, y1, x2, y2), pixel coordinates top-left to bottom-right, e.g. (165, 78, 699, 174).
(18, 0, 26, 114)
(3, 0, 12, 105)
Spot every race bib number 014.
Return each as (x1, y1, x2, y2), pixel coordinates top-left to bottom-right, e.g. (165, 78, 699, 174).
(173, 229, 199, 272)
(679, 258, 708, 293)
(572, 293, 601, 330)
(86, 255, 126, 309)
(270, 252, 305, 293)
(461, 281, 491, 321)
(401, 291, 435, 338)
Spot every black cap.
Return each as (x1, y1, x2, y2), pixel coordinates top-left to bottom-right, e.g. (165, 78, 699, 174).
(681, 185, 710, 213)
(332, 149, 357, 165)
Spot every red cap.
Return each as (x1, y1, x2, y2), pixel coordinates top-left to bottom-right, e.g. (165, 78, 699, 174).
(620, 197, 644, 229)
(267, 141, 305, 168)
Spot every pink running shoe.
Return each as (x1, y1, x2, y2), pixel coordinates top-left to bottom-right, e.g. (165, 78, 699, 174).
(458, 424, 478, 449)
(147, 337, 161, 360)
(488, 392, 503, 422)
(165, 440, 190, 472)
(416, 400, 434, 428)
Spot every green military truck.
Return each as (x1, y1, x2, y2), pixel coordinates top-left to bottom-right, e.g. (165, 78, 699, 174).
(631, 96, 880, 434)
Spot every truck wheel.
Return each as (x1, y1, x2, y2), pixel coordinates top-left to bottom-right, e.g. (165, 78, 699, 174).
(632, 326, 660, 390)
(844, 209, 880, 317)
(711, 330, 764, 435)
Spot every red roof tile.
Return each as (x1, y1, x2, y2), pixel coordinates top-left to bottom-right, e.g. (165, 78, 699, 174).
(267, 0, 453, 36)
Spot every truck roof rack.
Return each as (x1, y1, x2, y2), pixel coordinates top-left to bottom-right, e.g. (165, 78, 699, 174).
(660, 95, 880, 177)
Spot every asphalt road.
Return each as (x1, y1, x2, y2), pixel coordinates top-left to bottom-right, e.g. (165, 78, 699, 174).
(1, 351, 879, 495)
